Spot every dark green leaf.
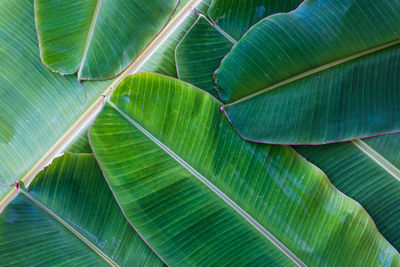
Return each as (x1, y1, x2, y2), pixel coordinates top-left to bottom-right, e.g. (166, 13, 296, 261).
(0, 0, 111, 200)
(35, 0, 179, 79)
(176, 15, 234, 97)
(296, 133, 400, 250)
(0, 153, 163, 266)
(89, 73, 400, 266)
(215, 0, 400, 144)
(208, 0, 302, 40)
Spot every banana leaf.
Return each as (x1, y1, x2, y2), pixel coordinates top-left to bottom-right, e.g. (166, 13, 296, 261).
(176, 15, 234, 97)
(35, 0, 178, 79)
(296, 133, 400, 250)
(0, 0, 111, 200)
(208, 0, 302, 40)
(0, 153, 163, 266)
(139, 0, 212, 77)
(175, 0, 303, 97)
(89, 73, 400, 266)
(215, 0, 400, 144)
(0, 0, 189, 203)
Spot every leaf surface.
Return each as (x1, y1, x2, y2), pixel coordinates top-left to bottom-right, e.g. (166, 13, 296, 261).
(139, 0, 212, 77)
(175, 0, 302, 98)
(139, 11, 198, 77)
(176, 15, 234, 97)
(35, 0, 179, 79)
(0, 0, 111, 200)
(89, 73, 400, 266)
(215, 0, 400, 144)
(296, 133, 400, 250)
(0, 153, 163, 266)
(208, 0, 302, 40)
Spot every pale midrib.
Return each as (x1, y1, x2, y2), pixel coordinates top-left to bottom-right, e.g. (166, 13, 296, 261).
(200, 14, 237, 44)
(175, 13, 236, 79)
(0, 0, 203, 212)
(352, 139, 400, 182)
(224, 39, 400, 107)
(77, 0, 102, 79)
(108, 100, 306, 267)
(20, 190, 118, 266)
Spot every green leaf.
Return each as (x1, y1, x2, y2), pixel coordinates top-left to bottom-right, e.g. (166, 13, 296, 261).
(296, 133, 400, 250)
(176, 15, 234, 97)
(139, 11, 199, 77)
(139, 0, 212, 77)
(215, 0, 400, 144)
(63, 125, 92, 154)
(89, 73, 400, 266)
(175, 0, 302, 98)
(208, 0, 303, 40)
(0, 153, 163, 266)
(0, 0, 111, 199)
(0, 194, 109, 266)
(35, 0, 179, 79)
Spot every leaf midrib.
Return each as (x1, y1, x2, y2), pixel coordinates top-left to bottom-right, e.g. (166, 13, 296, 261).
(200, 14, 237, 44)
(107, 100, 306, 267)
(352, 139, 400, 182)
(224, 39, 400, 107)
(20, 190, 118, 266)
(0, 0, 203, 212)
(77, 0, 102, 79)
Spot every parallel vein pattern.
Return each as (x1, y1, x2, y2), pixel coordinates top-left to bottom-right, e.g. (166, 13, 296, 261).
(89, 73, 400, 266)
(215, 0, 400, 144)
(175, 0, 303, 98)
(208, 0, 303, 40)
(0, 0, 110, 200)
(297, 133, 400, 250)
(176, 15, 235, 97)
(0, 193, 108, 266)
(0, 153, 163, 266)
(35, 0, 179, 80)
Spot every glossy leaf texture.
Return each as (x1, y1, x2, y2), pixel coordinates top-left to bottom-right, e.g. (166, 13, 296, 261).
(35, 0, 178, 80)
(175, 0, 302, 98)
(138, 9, 199, 77)
(0, 0, 111, 200)
(215, 0, 400, 144)
(89, 73, 400, 266)
(0, 153, 163, 266)
(139, 0, 212, 77)
(176, 15, 234, 97)
(296, 133, 400, 250)
(63, 124, 92, 153)
(208, 0, 303, 40)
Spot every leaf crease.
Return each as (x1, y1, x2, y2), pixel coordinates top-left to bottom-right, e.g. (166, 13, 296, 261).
(20, 190, 118, 267)
(107, 100, 305, 267)
(352, 139, 400, 182)
(224, 39, 400, 107)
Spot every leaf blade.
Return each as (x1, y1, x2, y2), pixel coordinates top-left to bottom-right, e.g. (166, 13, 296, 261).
(0, 153, 164, 266)
(35, 0, 180, 80)
(296, 133, 400, 250)
(89, 73, 400, 266)
(215, 0, 400, 144)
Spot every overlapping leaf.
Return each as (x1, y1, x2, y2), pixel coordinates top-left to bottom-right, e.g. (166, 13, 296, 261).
(35, 0, 178, 79)
(208, 0, 302, 40)
(0, 0, 111, 200)
(215, 0, 400, 144)
(89, 73, 400, 266)
(175, 0, 302, 97)
(176, 15, 234, 97)
(0, 153, 163, 266)
(139, 0, 212, 77)
(297, 133, 400, 250)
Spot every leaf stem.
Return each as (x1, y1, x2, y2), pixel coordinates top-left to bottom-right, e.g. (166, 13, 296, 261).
(0, 0, 204, 213)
